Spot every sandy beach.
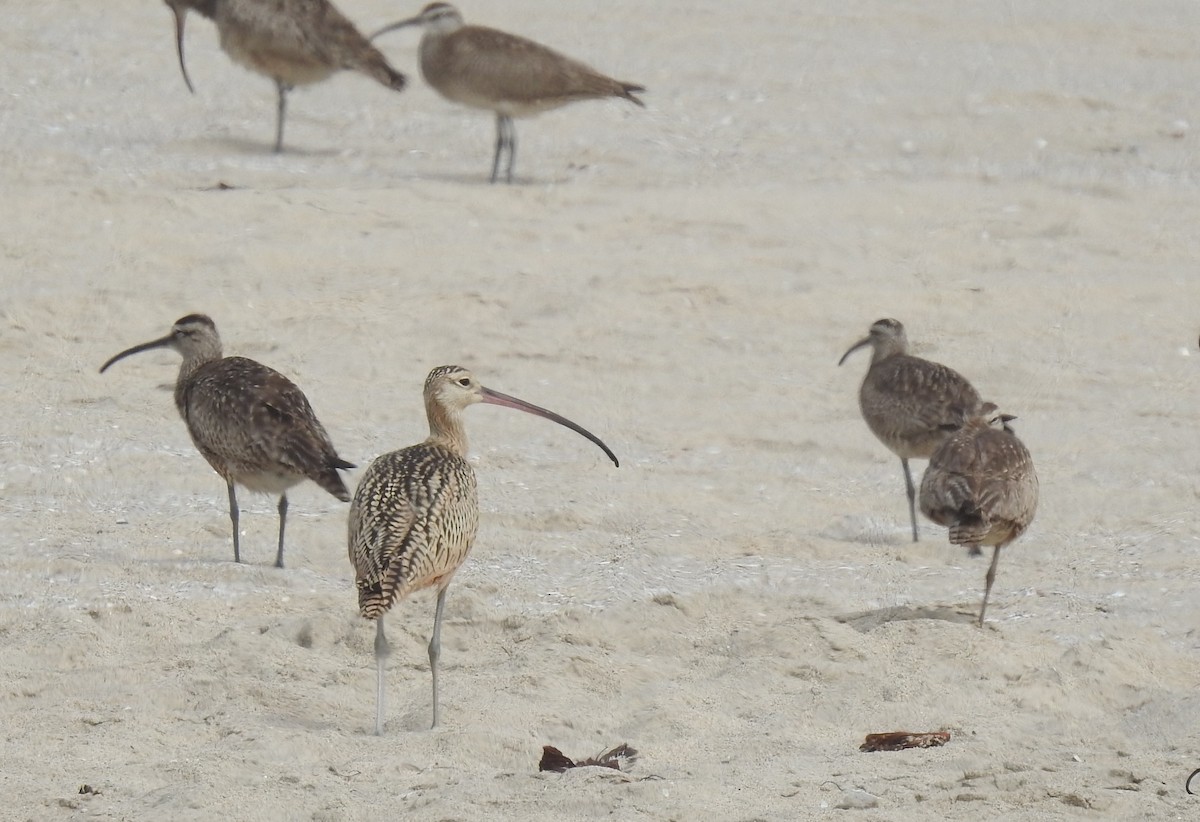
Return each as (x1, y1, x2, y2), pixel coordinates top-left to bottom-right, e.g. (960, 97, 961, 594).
(2, 0, 1199, 819)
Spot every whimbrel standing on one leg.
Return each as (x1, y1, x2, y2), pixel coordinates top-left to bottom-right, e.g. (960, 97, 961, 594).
(919, 412, 1038, 626)
(371, 3, 644, 182)
(349, 365, 618, 734)
(164, 0, 407, 152)
(839, 318, 992, 542)
(101, 314, 354, 566)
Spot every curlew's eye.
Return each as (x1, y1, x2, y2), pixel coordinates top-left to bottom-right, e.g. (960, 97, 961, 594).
(457, 377, 471, 387)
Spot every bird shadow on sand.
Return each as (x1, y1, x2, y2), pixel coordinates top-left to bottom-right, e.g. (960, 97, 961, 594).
(394, 168, 577, 187)
(172, 136, 343, 158)
(835, 605, 978, 632)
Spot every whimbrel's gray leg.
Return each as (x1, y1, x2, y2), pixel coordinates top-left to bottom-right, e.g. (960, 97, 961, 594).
(275, 494, 288, 568)
(227, 481, 241, 563)
(373, 618, 390, 736)
(502, 115, 516, 183)
(490, 114, 516, 184)
(273, 80, 290, 153)
(490, 114, 505, 183)
(979, 546, 1002, 627)
(429, 586, 449, 728)
(900, 457, 919, 542)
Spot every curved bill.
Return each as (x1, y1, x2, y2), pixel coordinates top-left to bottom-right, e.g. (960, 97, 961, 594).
(99, 335, 173, 374)
(369, 16, 423, 42)
(481, 386, 619, 468)
(837, 336, 871, 366)
(171, 5, 196, 93)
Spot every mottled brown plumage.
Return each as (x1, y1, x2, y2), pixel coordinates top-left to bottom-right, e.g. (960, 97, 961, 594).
(100, 314, 354, 567)
(839, 318, 992, 542)
(919, 412, 1038, 626)
(165, 0, 407, 152)
(372, 3, 645, 182)
(352, 443, 478, 622)
(350, 365, 618, 734)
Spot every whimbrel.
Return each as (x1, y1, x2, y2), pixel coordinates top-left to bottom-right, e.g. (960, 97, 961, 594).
(164, 0, 407, 152)
(100, 314, 354, 567)
(371, 2, 644, 182)
(919, 411, 1038, 626)
(839, 318, 992, 542)
(349, 365, 618, 734)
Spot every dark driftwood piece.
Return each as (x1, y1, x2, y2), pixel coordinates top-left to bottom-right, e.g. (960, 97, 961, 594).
(860, 731, 951, 752)
(540, 743, 637, 773)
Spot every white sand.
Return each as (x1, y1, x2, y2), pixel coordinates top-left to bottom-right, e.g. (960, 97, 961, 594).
(2, 0, 1199, 818)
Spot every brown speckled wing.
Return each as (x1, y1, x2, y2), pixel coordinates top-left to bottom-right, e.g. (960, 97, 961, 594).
(180, 357, 350, 499)
(218, 0, 403, 89)
(861, 354, 983, 458)
(920, 421, 1038, 546)
(349, 443, 480, 619)
(433, 25, 633, 107)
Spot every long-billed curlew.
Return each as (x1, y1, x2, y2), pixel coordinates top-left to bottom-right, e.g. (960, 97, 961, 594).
(164, 0, 407, 152)
(100, 314, 354, 567)
(919, 411, 1038, 626)
(371, 2, 645, 183)
(349, 365, 618, 734)
(839, 318, 992, 542)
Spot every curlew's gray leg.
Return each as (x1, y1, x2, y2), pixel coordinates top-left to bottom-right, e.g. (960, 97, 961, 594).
(900, 457, 919, 542)
(273, 80, 290, 154)
(373, 618, 390, 736)
(978, 545, 1002, 627)
(275, 494, 288, 568)
(429, 586, 449, 728)
(227, 481, 241, 563)
(490, 114, 516, 184)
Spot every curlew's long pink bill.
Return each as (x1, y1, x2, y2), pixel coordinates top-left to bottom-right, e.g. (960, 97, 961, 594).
(481, 387, 619, 468)
(100, 335, 176, 373)
(169, 5, 197, 94)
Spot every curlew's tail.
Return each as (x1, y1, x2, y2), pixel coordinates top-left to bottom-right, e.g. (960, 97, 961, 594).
(357, 51, 407, 92)
(948, 510, 990, 548)
(379, 65, 407, 93)
(315, 457, 355, 502)
(620, 83, 646, 107)
(357, 579, 394, 621)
